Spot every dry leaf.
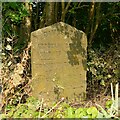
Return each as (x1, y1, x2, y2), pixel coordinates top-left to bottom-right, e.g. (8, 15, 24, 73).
(15, 63, 24, 74)
(6, 45, 12, 50)
(11, 73, 22, 86)
(6, 37, 12, 42)
(7, 61, 12, 66)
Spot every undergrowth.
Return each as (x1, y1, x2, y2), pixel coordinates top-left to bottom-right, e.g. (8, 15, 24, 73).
(1, 37, 119, 118)
(1, 96, 118, 118)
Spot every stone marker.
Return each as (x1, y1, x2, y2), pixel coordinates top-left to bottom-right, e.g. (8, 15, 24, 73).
(31, 22, 87, 104)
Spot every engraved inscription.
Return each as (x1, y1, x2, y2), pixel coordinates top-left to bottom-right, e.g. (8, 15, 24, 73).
(31, 22, 87, 104)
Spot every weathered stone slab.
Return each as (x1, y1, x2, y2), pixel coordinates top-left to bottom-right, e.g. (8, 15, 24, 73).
(31, 22, 87, 103)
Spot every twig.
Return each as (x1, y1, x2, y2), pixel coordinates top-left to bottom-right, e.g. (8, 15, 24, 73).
(38, 98, 44, 118)
(84, 101, 92, 108)
(41, 97, 65, 118)
(95, 103, 110, 118)
(115, 83, 119, 116)
(111, 83, 114, 101)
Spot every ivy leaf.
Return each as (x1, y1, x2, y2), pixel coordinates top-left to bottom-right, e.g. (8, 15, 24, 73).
(87, 107, 98, 118)
(66, 107, 74, 118)
(106, 100, 113, 109)
(79, 109, 87, 118)
(75, 108, 83, 118)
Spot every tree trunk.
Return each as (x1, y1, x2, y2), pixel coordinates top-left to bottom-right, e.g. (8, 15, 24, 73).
(89, 3, 101, 47)
(39, 2, 58, 28)
(34, 3, 39, 30)
(19, 2, 32, 45)
(61, 1, 71, 22)
(86, 2, 101, 48)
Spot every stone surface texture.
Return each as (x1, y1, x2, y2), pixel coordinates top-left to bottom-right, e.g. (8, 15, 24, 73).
(31, 22, 87, 104)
